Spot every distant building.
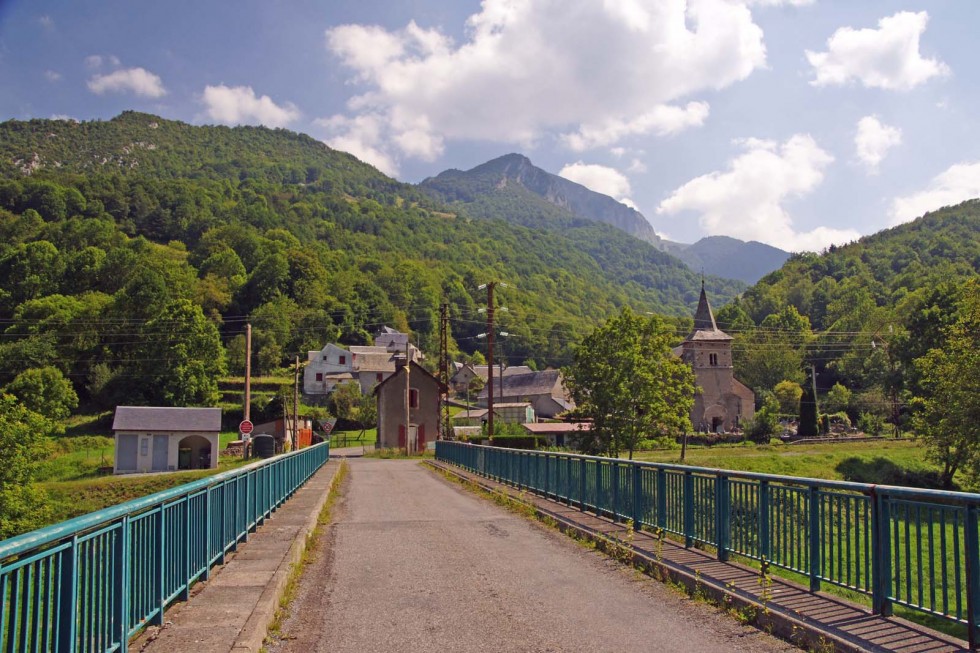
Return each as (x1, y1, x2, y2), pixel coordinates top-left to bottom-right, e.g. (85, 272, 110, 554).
(304, 329, 422, 396)
(522, 422, 592, 448)
(252, 415, 314, 451)
(450, 363, 533, 394)
(112, 406, 221, 474)
(452, 402, 535, 427)
(374, 361, 446, 451)
(476, 370, 573, 418)
(674, 283, 755, 433)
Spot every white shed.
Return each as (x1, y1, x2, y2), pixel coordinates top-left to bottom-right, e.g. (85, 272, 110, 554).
(112, 406, 222, 474)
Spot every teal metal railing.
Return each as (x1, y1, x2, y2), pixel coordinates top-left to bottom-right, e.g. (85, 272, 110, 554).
(0, 441, 329, 653)
(437, 441, 980, 647)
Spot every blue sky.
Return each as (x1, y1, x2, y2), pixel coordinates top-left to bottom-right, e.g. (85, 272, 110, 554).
(1, 0, 978, 251)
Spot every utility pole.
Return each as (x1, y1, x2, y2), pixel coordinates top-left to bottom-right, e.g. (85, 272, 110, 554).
(293, 355, 300, 451)
(485, 282, 496, 438)
(244, 323, 252, 421)
(405, 340, 412, 454)
(439, 302, 450, 440)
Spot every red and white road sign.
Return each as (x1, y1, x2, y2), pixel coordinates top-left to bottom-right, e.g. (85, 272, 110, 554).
(239, 419, 254, 435)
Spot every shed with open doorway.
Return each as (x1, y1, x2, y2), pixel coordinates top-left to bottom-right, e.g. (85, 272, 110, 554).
(112, 406, 222, 474)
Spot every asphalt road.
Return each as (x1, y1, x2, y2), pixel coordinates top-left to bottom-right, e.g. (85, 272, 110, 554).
(268, 458, 796, 653)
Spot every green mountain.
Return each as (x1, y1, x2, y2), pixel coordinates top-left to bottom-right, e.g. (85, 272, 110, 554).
(740, 201, 980, 330)
(663, 236, 791, 284)
(0, 112, 744, 408)
(421, 153, 664, 246)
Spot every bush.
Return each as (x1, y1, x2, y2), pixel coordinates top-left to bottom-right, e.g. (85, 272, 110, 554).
(858, 412, 885, 436)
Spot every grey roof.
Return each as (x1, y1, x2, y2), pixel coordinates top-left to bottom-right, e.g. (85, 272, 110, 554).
(113, 406, 222, 432)
(467, 365, 534, 381)
(477, 370, 561, 399)
(687, 281, 733, 341)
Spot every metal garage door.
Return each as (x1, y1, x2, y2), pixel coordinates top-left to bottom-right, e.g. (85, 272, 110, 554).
(117, 434, 138, 471)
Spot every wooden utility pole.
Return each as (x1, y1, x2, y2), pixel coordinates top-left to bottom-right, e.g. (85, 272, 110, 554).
(439, 302, 450, 440)
(405, 340, 412, 454)
(486, 282, 496, 438)
(293, 355, 300, 451)
(244, 323, 252, 421)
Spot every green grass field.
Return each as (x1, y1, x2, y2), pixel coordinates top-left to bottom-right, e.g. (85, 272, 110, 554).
(632, 438, 950, 487)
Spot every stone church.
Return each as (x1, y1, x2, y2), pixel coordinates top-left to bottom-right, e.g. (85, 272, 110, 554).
(674, 284, 755, 433)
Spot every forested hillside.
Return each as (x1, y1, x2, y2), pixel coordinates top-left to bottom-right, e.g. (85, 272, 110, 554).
(0, 112, 741, 410)
(716, 201, 979, 442)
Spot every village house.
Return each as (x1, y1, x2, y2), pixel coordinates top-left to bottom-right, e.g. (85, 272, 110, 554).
(112, 406, 221, 474)
(522, 422, 592, 448)
(304, 327, 422, 396)
(374, 361, 446, 451)
(476, 369, 573, 418)
(675, 283, 755, 433)
(452, 402, 535, 427)
(252, 415, 315, 451)
(449, 363, 533, 394)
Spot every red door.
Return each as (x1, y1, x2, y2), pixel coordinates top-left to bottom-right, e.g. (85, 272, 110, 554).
(398, 425, 406, 448)
(417, 424, 426, 450)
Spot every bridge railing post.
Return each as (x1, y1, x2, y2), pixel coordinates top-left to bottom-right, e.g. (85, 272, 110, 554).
(716, 475, 730, 562)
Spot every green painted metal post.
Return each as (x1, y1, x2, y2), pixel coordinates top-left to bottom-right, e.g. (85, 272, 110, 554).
(684, 471, 694, 548)
(809, 486, 821, 592)
(182, 501, 191, 601)
(716, 475, 730, 561)
(612, 461, 620, 522)
(965, 505, 980, 649)
(113, 519, 130, 650)
(567, 456, 573, 508)
(656, 469, 667, 530)
(759, 480, 771, 563)
(57, 537, 78, 652)
(155, 508, 165, 625)
(204, 486, 212, 580)
(594, 459, 602, 517)
(580, 457, 587, 512)
(632, 464, 643, 528)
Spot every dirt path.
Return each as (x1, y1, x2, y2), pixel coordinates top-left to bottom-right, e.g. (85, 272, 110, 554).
(266, 458, 797, 653)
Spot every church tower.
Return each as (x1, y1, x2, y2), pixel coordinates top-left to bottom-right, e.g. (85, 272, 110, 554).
(678, 282, 755, 433)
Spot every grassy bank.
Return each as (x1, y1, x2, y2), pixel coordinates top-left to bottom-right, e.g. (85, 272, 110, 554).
(632, 439, 948, 486)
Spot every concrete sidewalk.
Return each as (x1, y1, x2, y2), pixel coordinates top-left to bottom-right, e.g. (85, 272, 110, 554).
(427, 460, 970, 653)
(134, 459, 342, 653)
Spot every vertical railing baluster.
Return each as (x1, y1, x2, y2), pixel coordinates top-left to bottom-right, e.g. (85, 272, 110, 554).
(965, 504, 980, 650)
(809, 486, 821, 592)
(632, 464, 642, 529)
(683, 471, 694, 548)
(716, 475, 730, 562)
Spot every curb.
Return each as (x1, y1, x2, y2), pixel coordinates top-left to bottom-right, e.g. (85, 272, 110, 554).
(424, 461, 963, 653)
(230, 461, 344, 652)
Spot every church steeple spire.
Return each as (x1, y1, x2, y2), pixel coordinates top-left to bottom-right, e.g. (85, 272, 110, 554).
(692, 279, 718, 332)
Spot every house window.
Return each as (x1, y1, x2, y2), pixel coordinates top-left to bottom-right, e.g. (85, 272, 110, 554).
(376, 372, 383, 382)
(409, 388, 419, 408)
(339, 355, 346, 365)
(315, 372, 323, 382)
(709, 353, 718, 366)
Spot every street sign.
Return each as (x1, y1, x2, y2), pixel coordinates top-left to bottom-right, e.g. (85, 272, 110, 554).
(239, 419, 254, 435)
(321, 418, 337, 435)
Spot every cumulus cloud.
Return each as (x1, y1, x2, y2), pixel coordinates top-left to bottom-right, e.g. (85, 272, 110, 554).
(562, 102, 709, 151)
(806, 11, 950, 91)
(746, 0, 814, 6)
(85, 54, 120, 69)
(854, 115, 901, 173)
(559, 162, 635, 206)
(657, 135, 858, 251)
(39, 15, 54, 30)
(315, 113, 400, 176)
(201, 85, 300, 128)
(890, 163, 980, 225)
(324, 0, 767, 168)
(44, 70, 62, 82)
(87, 67, 167, 98)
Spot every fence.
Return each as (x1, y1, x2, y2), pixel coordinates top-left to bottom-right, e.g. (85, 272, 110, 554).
(0, 441, 330, 653)
(437, 441, 980, 647)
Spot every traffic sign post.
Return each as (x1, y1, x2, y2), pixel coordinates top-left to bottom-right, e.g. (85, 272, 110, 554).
(239, 419, 254, 436)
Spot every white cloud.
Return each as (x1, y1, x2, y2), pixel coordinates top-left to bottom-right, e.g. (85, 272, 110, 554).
(806, 11, 950, 91)
(87, 67, 167, 98)
(559, 162, 634, 206)
(314, 114, 400, 176)
(562, 102, 709, 151)
(44, 70, 61, 82)
(854, 115, 901, 173)
(85, 54, 120, 69)
(746, 0, 814, 6)
(890, 163, 980, 225)
(39, 15, 54, 30)
(657, 134, 858, 251)
(325, 0, 767, 168)
(201, 85, 300, 128)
